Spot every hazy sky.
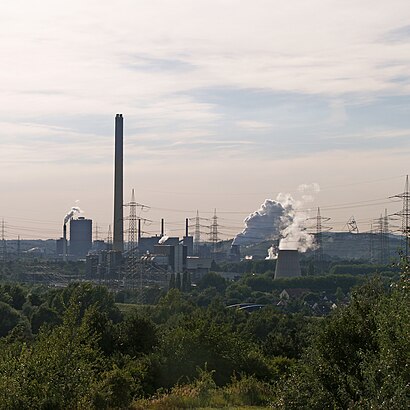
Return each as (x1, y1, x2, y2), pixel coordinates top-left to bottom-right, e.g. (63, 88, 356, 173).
(1, 0, 410, 240)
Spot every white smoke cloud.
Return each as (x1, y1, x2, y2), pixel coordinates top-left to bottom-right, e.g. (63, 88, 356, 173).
(233, 198, 290, 246)
(234, 184, 319, 253)
(279, 210, 316, 252)
(64, 206, 82, 224)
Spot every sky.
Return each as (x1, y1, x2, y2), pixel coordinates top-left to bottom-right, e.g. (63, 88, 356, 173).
(1, 0, 410, 241)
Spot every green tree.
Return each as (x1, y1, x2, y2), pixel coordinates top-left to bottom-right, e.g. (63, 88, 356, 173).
(198, 272, 227, 293)
(30, 305, 61, 334)
(274, 275, 410, 408)
(0, 302, 27, 338)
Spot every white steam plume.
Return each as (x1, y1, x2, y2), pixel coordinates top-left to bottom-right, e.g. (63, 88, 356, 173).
(265, 244, 278, 260)
(234, 184, 320, 253)
(64, 206, 82, 224)
(232, 198, 290, 246)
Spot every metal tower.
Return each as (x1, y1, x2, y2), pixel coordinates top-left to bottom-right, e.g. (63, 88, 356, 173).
(313, 207, 331, 274)
(384, 208, 390, 263)
(94, 223, 99, 241)
(124, 189, 138, 287)
(369, 222, 375, 263)
(194, 210, 201, 254)
(107, 225, 112, 246)
(210, 209, 219, 253)
(391, 175, 410, 259)
(126, 189, 137, 253)
(346, 216, 359, 233)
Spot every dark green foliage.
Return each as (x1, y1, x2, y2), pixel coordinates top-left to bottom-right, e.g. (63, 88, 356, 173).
(329, 263, 398, 276)
(0, 263, 406, 408)
(0, 301, 104, 409)
(115, 311, 158, 357)
(30, 304, 61, 334)
(274, 274, 410, 408)
(198, 272, 227, 293)
(50, 282, 122, 323)
(92, 365, 134, 409)
(1, 284, 26, 310)
(0, 302, 29, 338)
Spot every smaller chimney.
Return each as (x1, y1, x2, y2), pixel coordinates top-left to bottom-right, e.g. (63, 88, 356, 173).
(185, 218, 189, 237)
(63, 223, 67, 262)
(161, 218, 164, 237)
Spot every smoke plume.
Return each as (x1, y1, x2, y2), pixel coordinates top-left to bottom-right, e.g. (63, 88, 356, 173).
(234, 184, 320, 253)
(233, 198, 290, 246)
(64, 206, 82, 224)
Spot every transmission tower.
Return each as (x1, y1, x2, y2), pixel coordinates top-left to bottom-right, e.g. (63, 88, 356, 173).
(125, 189, 137, 253)
(94, 223, 99, 241)
(123, 189, 139, 288)
(391, 175, 410, 259)
(194, 210, 200, 245)
(369, 222, 375, 263)
(107, 225, 112, 246)
(209, 209, 219, 253)
(192, 210, 208, 255)
(346, 216, 359, 233)
(313, 207, 331, 274)
(374, 209, 390, 264)
(384, 208, 390, 263)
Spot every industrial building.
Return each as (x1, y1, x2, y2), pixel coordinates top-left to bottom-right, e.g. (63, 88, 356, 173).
(70, 217, 92, 258)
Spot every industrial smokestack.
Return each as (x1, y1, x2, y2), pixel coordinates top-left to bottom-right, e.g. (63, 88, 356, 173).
(63, 223, 67, 262)
(113, 114, 124, 252)
(185, 218, 189, 237)
(274, 249, 301, 279)
(161, 218, 164, 237)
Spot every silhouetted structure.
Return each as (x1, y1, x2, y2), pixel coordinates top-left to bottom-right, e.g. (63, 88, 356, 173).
(70, 217, 92, 257)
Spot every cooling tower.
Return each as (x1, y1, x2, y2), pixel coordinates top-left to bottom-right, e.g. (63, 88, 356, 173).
(113, 114, 124, 252)
(274, 249, 301, 279)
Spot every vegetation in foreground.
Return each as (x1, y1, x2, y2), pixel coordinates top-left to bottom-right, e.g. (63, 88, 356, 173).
(0, 261, 408, 409)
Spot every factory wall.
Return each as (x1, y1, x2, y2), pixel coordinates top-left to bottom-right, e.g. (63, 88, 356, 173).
(70, 217, 92, 258)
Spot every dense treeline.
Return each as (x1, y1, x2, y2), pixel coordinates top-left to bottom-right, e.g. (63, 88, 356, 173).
(0, 264, 408, 408)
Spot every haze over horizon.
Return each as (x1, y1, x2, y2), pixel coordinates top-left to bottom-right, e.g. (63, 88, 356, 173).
(1, 1, 410, 240)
